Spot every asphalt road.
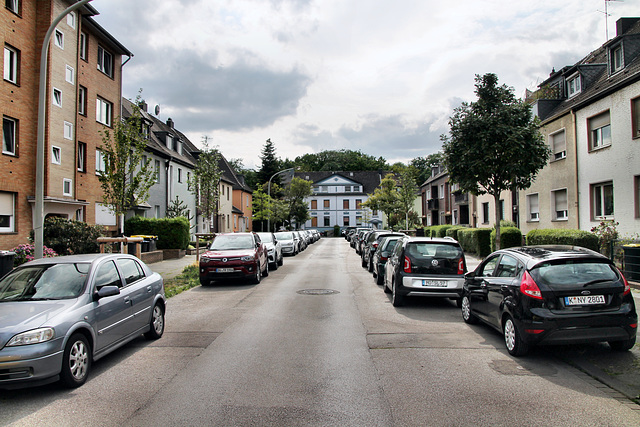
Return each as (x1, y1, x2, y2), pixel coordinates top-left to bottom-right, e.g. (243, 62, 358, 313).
(1, 238, 639, 426)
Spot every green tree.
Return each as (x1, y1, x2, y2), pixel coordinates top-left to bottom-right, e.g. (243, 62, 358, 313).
(98, 95, 155, 234)
(289, 149, 388, 172)
(257, 138, 282, 186)
(397, 170, 418, 230)
(190, 140, 223, 232)
(252, 187, 273, 232)
(441, 73, 549, 249)
(409, 152, 444, 185)
(166, 196, 194, 228)
(363, 173, 400, 228)
(284, 177, 313, 229)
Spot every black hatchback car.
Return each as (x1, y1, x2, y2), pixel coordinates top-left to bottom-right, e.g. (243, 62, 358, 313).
(461, 246, 637, 356)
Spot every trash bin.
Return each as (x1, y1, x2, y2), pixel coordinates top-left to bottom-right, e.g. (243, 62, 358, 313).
(622, 245, 640, 281)
(0, 250, 16, 278)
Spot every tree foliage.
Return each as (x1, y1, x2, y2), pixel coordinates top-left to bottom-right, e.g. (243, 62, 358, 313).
(190, 141, 223, 232)
(257, 138, 282, 186)
(441, 73, 549, 249)
(286, 149, 388, 172)
(408, 152, 444, 185)
(362, 173, 400, 228)
(284, 177, 313, 228)
(98, 96, 155, 232)
(397, 170, 418, 229)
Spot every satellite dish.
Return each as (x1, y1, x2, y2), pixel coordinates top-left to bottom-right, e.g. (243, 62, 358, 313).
(154, 105, 160, 115)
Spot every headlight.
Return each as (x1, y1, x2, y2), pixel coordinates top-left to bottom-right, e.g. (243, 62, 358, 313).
(241, 256, 253, 261)
(7, 328, 55, 346)
(267, 248, 275, 254)
(200, 256, 211, 263)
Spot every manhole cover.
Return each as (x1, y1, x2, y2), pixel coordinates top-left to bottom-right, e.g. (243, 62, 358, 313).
(297, 289, 340, 295)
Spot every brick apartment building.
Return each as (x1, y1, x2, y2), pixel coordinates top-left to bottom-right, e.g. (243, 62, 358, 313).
(1, 1, 130, 250)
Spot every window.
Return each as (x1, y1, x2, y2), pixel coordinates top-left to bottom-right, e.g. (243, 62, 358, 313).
(166, 134, 172, 148)
(323, 199, 330, 208)
(177, 141, 183, 155)
(592, 182, 614, 220)
(345, 186, 351, 192)
(96, 149, 105, 174)
(611, 45, 623, 73)
(96, 97, 112, 126)
(52, 88, 62, 107)
(79, 32, 87, 60)
(527, 193, 539, 221)
(116, 258, 145, 285)
(356, 199, 362, 209)
(52, 146, 61, 165)
(632, 97, 640, 139)
(187, 172, 191, 190)
(356, 216, 362, 226)
(343, 216, 349, 226)
(155, 205, 160, 218)
(0, 191, 15, 232)
(482, 202, 489, 224)
(66, 11, 75, 28)
(311, 200, 317, 209)
(550, 130, 566, 161)
(178, 168, 182, 183)
(588, 111, 611, 150)
(97, 46, 113, 77)
(343, 199, 349, 209)
(3, 116, 17, 156)
(552, 189, 568, 220)
(78, 86, 87, 115)
(324, 216, 330, 227)
(65, 64, 74, 84)
(54, 29, 64, 49)
(567, 74, 581, 97)
(77, 141, 86, 172)
(94, 261, 122, 290)
(63, 178, 72, 196)
(5, 0, 19, 14)
(439, 184, 444, 199)
(154, 160, 160, 183)
(635, 176, 640, 219)
(63, 121, 73, 140)
(4, 45, 18, 84)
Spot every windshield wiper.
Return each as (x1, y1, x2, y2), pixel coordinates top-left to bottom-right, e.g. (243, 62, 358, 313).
(583, 279, 614, 287)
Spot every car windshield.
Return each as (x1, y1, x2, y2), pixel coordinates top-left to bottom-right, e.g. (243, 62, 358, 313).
(382, 237, 402, 252)
(258, 233, 273, 243)
(531, 260, 619, 289)
(210, 235, 254, 250)
(0, 263, 90, 301)
(275, 232, 293, 241)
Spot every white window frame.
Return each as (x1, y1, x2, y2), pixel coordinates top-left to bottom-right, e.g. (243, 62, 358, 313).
(551, 188, 568, 221)
(52, 146, 61, 165)
(612, 45, 623, 73)
(5, 0, 19, 14)
(0, 191, 15, 233)
(96, 97, 112, 126)
(77, 141, 86, 172)
(66, 11, 75, 28)
(63, 178, 73, 197)
(549, 129, 566, 161)
(63, 121, 73, 140)
(54, 29, 64, 49)
(97, 45, 113, 77)
(3, 116, 17, 156)
(527, 193, 539, 222)
(592, 181, 614, 220)
(65, 64, 74, 84)
(4, 45, 18, 84)
(589, 111, 611, 150)
(567, 74, 581, 98)
(78, 86, 86, 115)
(96, 149, 105, 174)
(79, 32, 87, 60)
(52, 87, 62, 107)
(178, 168, 182, 183)
(154, 160, 160, 183)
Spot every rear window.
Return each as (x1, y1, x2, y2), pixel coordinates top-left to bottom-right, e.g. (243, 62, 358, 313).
(531, 260, 619, 288)
(381, 237, 401, 252)
(405, 242, 463, 275)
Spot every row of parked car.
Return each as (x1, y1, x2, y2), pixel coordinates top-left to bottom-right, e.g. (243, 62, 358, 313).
(348, 228, 638, 357)
(199, 230, 321, 286)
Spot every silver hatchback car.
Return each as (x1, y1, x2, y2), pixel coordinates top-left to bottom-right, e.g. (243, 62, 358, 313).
(0, 253, 166, 389)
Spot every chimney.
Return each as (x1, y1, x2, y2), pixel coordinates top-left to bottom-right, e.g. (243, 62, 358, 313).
(138, 100, 148, 112)
(166, 118, 174, 128)
(616, 18, 640, 37)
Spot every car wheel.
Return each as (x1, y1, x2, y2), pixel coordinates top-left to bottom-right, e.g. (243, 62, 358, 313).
(263, 261, 269, 277)
(461, 295, 478, 324)
(60, 333, 91, 388)
(270, 260, 278, 271)
(361, 253, 367, 268)
(503, 315, 529, 356)
(376, 270, 384, 286)
(144, 303, 165, 340)
(609, 335, 636, 351)
(391, 280, 404, 307)
(383, 276, 391, 293)
(199, 277, 210, 286)
(278, 254, 283, 266)
(253, 263, 261, 284)
(367, 257, 374, 272)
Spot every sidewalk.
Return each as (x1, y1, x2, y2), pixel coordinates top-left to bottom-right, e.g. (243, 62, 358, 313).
(149, 254, 197, 280)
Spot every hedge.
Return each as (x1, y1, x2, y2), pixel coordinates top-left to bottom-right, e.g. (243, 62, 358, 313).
(525, 229, 599, 252)
(30, 217, 104, 255)
(125, 216, 190, 250)
(490, 227, 523, 252)
(458, 228, 492, 257)
(430, 225, 453, 238)
(445, 226, 468, 242)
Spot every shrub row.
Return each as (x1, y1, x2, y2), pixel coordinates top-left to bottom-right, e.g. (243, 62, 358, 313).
(525, 229, 599, 251)
(125, 216, 190, 250)
(29, 217, 104, 255)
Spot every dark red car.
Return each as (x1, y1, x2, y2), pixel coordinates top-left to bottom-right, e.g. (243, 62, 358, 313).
(199, 232, 269, 285)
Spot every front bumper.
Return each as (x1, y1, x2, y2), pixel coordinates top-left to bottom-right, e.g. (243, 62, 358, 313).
(0, 339, 65, 389)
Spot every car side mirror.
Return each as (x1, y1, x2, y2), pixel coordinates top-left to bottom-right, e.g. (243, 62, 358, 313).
(93, 285, 120, 301)
(464, 271, 476, 279)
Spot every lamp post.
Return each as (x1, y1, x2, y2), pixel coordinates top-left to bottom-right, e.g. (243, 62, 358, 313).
(267, 168, 294, 232)
(35, 0, 93, 259)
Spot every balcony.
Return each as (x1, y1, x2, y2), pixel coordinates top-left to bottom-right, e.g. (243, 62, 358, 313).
(427, 199, 439, 210)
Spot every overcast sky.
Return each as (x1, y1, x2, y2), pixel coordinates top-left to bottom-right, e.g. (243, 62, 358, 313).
(93, 0, 637, 169)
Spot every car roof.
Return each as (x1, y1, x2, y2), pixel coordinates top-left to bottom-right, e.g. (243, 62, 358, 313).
(403, 236, 460, 244)
(18, 253, 134, 267)
(497, 245, 608, 269)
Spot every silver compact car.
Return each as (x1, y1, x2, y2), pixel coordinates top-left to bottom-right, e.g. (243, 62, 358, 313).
(257, 232, 284, 270)
(0, 253, 166, 389)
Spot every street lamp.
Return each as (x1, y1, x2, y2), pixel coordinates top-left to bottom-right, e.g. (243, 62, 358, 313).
(267, 168, 294, 232)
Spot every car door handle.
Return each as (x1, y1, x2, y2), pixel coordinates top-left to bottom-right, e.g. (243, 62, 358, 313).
(147, 286, 152, 293)
(124, 297, 132, 305)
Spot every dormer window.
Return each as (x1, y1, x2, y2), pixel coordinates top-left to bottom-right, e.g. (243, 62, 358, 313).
(567, 74, 581, 98)
(611, 45, 623, 73)
(166, 134, 172, 148)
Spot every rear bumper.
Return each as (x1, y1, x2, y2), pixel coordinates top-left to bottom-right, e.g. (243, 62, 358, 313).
(399, 275, 464, 299)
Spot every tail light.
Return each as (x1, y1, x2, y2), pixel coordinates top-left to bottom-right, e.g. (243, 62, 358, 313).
(520, 270, 543, 300)
(372, 242, 379, 249)
(381, 256, 388, 262)
(457, 258, 464, 275)
(615, 267, 631, 296)
(404, 256, 411, 273)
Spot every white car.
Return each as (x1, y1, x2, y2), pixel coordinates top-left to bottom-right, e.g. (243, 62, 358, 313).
(257, 232, 284, 269)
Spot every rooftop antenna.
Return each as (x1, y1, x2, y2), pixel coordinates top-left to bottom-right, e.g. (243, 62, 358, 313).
(598, 0, 624, 40)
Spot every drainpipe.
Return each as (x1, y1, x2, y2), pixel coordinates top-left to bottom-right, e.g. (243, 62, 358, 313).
(119, 54, 133, 118)
(571, 108, 580, 229)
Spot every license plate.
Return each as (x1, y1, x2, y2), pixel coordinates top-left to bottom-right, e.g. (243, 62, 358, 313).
(216, 268, 235, 273)
(422, 280, 447, 287)
(565, 295, 605, 305)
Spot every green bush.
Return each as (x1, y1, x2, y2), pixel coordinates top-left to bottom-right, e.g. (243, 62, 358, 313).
(490, 227, 523, 251)
(30, 217, 104, 255)
(125, 216, 190, 250)
(431, 225, 453, 238)
(458, 228, 492, 257)
(445, 226, 468, 241)
(333, 225, 340, 237)
(525, 229, 599, 252)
